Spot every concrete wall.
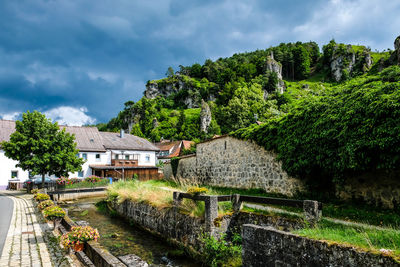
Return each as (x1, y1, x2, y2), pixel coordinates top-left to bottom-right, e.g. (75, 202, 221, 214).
(242, 224, 400, 267)
(164, 136, 304, 196)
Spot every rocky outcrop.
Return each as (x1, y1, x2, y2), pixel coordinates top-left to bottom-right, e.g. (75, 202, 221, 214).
(329, 45, 372, 82)
(265, 52, 285, 94)
(144, 75, 213, 108)
(200, 100, 212, 133)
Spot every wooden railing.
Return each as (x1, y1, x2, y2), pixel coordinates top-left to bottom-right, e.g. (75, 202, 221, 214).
(173, 192, 322, 229)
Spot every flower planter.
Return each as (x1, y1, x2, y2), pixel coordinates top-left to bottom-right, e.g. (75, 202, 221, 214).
(73, 243, 85, 252)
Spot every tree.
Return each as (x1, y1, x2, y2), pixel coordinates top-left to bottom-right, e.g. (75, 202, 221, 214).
(1, 111, 83, 188)
(166, 66, 175, 77)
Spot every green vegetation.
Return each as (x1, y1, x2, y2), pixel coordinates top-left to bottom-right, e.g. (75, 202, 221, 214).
(234, 66, 400, 190)
(201, 234, 242, 267)
(293, 219, 400, 261)
(65, 178, 110, 189)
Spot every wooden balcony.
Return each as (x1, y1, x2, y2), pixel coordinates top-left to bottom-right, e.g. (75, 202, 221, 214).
(111, 159, 138, 167)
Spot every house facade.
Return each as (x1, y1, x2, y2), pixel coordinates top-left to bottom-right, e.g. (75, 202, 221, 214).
(0, 120, 159, 189)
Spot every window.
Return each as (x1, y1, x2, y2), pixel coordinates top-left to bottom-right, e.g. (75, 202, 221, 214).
(145, 154, 151, 162)
(125, 155, 129, 160)
(96, 154, 101, 161)
(115, 154, 119, 160)
(82, 153, 87, 161)
(78, 171, 84, 177)
(11, 171, 18, 179)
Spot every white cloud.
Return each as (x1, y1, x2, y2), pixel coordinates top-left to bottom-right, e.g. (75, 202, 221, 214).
(1, 112, 21, 120)
(44, 106, 96, 126)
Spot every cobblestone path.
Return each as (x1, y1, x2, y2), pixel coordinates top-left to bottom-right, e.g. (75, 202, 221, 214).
(0, 193, 52, 267)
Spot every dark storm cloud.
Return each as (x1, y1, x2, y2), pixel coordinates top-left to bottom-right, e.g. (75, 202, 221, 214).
(0, 0, 399, 124)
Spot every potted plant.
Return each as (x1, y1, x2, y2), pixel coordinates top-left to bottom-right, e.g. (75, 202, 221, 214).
(60, 226, 100, 252)
(38, 200, 54, 211)
(42, 205, 66, 229)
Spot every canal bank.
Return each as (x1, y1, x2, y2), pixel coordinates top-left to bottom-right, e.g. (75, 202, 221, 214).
(61, 197, 200, 266)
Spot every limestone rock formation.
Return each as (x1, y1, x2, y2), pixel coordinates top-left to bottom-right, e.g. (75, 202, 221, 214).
(329, 44, 372, 82)
(144, 75, 206, 108)
(265, 52, 285, 94)
(395, 35, 400, 64)
(200, 100, 212, 133)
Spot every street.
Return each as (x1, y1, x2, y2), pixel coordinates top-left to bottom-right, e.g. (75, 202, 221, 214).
(0, 194, 13, 255)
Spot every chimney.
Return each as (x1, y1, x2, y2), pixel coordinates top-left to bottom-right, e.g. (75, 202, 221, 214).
(120, 129, 125, 138)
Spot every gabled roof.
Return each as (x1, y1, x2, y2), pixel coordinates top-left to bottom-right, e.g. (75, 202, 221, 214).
(155, 140, 181, 151)
(61, 126, 106, 152)
(0, 120, 16, 142)
(99, 132, 159, 151)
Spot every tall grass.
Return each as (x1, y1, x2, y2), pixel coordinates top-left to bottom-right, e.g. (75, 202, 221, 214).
(107, 180, 233, 217)
(293, 219, 400, 260)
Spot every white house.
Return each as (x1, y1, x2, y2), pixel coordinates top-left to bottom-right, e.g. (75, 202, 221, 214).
(0, 120, 160, 189)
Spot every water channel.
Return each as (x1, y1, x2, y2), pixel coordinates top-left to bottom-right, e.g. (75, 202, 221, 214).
(61, 197, 200, 267)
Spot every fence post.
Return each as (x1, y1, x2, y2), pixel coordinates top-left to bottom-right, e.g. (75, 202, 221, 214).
(303, 200, 321, 225)
(204, 196, 219, 233)
(232, 194, 242, 213)
(173, 192, 182, 206)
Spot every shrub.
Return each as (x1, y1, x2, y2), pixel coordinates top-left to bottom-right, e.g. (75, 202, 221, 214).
(35, 193, 50, 202)
(60, 226, 100, 248)
(201, 234, 242, 267)
(187, 186, 208, 195)
(42, 206, 66, 220)
(38, 200, 54, 211)
(31, 189, 39, 195)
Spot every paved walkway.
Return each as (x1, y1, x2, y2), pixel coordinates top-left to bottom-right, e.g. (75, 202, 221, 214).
(0, 192, 52, 267)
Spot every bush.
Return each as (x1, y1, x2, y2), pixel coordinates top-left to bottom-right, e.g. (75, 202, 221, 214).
(35, 193, 50, 202)
(201, 234, 242, 267)
(60, 226, 100, 248)
(38, 200, 54, 211)
(42, 206, 66, 220)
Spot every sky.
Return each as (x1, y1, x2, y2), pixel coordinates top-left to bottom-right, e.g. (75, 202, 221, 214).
(0, 0, 399, 125)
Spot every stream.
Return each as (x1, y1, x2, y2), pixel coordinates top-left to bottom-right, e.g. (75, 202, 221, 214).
(61, 197, 200, 267)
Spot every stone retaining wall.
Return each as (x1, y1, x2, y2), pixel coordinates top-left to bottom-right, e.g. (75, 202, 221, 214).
(111, 199, 305, 252)
(164, 136, 304, 196)
(111, 200, 208, 250)
(242, 224, 400, 267)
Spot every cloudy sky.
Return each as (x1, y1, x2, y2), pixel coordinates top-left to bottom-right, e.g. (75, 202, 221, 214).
(0, 0, 399, 125)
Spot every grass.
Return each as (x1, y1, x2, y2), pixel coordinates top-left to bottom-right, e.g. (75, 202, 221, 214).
(293, 219, 400, 261)
(107, 180, 400, 228)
